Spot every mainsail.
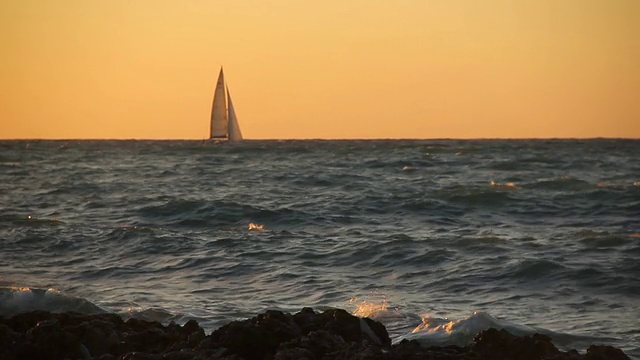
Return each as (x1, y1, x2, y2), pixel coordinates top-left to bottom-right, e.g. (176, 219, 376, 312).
(209, 67, 242, 141)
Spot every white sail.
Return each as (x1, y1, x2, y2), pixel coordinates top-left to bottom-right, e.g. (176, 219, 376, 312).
(209, 66, 243, 142)
(210, 67, 228, 139)
(227, 86, 243, 142)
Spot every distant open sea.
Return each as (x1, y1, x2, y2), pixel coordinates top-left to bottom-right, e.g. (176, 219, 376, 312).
(1, 139, 639, 357)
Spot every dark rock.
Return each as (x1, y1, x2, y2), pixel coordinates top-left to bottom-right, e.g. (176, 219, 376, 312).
(66, 318, 123, 356)
(388, 339, 423, 358)
(277, 329, 346, 359)
(273, 346, 316, 360)
(20, 317, 87, 360)
(387, 339, 472, 360)
(162, 349, 201, 360)
(327, 340, 386, 360)
(0, 323, 17, 353)
(123, 324, 171, 353)
(585, 345, 631, 360)
(0, 309, 632, 360)
(472, 328, 560, 360)
(207, 310, 301, 360)
(202, 308, 394, 360)
(4, 310, 55, 332)
(95, 354, 117, 360)
(183, 319, 202, 334)
(320, 308, 384, 345)
(120, 351, 163, 360)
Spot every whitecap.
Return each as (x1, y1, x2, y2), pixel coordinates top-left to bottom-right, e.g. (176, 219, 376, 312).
(0, 286, 105, 317)
(399, 311, 537, 346)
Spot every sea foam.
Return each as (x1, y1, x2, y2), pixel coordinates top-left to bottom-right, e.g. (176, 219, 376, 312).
(0, 286, 104, 317)
(399, 311, 539, 346)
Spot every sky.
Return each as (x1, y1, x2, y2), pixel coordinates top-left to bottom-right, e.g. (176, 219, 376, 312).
(1, 0, 639, 139)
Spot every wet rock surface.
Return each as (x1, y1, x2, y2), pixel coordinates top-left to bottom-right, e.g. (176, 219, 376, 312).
(0, 308, 630, 359)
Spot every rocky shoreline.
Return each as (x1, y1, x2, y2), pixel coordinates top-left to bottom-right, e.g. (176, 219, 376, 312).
(0, 308, 630, 359)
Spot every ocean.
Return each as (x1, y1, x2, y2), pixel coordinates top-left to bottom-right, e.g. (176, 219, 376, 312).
(1, 139, 639, 357)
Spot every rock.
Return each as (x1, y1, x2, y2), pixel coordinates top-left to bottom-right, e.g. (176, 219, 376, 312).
(202, 308, 392, 359)
(120, 351, 163, 360)
(273, 346, 316, 360)
(21, 317, 87, 360)
(277, 329, 346, 359)
(585, 345, 631, 360)
(472, 328, 561, 360)
(4, 310, 54, 332)
(387, 339, 470, 360)
(0, 309, 632, 360)
(183, 319, 202, 334)
(0, 323, 18, 356)
(123, 323, 170, 353)
(318, 308, 388, 345)
(206, 310, 301, 360)
(66, 317, 123, 357)
(162, 349, 201, 360)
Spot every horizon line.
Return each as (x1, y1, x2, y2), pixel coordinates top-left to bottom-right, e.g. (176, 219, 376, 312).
(1, 137, 638, 141)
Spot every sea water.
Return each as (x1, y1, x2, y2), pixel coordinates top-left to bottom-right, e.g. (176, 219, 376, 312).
(1, 139, 638, 357)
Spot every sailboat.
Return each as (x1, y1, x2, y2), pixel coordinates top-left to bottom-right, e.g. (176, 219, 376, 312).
(210, 67, 243, 142)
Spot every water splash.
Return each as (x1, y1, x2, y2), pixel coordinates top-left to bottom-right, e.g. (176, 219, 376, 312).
(248, 222, 265, 231)
(351, 298, 389, 318)
(402, 311, 539, 346)
(0, 286, 104, 317)
(490, 180, 516, 188)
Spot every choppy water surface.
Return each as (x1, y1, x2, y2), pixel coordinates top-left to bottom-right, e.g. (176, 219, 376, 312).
(1, 139, 639, 357)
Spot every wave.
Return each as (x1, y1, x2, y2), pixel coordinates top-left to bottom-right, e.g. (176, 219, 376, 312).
(400, 311, 539, 345)
(393, 311, 617, 351)
(509, 259, 568, 280)
(443, 188, 515, 207)
(0, 287, 629, 356)
(529, 176, 593, 191)
(0, 214, 65, 228)
(136, 199, 310, 229)
(0, 286, 105, 317)
(348, 299, 621, 352)
(2, 139, 639, 357)
(577, 232, 633, 248)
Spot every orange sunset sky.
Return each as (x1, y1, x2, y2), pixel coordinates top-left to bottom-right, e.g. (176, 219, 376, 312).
(1, 0, 639, 139)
